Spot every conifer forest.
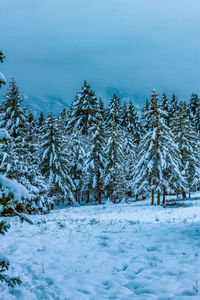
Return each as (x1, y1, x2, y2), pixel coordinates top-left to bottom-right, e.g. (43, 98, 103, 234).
(1, 75, 200, 212)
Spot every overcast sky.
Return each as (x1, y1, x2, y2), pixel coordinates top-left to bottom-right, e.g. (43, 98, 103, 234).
(1, 0, 200, 104)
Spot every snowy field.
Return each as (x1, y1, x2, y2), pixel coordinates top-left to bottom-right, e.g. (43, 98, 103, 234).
(1, 199, 200, 300)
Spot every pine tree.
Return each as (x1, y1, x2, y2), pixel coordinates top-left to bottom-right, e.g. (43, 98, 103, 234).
(0, 50, 6, 88)
(126, 100, 141, 145)
(38, 111, 45, 127)
(68, 131, 86, 204)
(58, 107, 68, 134)
(106, 94, 122, 129)
(66, 81, 98, 135)
(188, 93, 199, 121)
(134, 90, 185, 205)
(122, 131, 136, 199)
(0, 52, 32, 287)
(168, 93, 178, 126)
(121, 102, 128, 129)
(0, 78, 27, 139)
(98, 97, 105, 122)
(141, 99, 150, 134)
(160, 93, 170, 126)
(171, 102, 200, 198)
(194, 105, 200, 136)
(104, 123, 127, 203)
(84, 113, 106, 204)
(40, 113, 74, 205)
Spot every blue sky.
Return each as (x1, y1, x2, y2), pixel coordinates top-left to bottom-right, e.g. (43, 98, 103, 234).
(1, 0, 200, 104)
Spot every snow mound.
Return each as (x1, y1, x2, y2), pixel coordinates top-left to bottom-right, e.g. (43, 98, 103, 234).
(0, 174, 31, 202)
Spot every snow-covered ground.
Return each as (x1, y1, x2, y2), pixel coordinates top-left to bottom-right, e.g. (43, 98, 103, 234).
(1, 200, 200, 299)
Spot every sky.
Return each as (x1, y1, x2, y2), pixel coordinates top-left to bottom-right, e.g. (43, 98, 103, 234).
(0, 0, 200, 104)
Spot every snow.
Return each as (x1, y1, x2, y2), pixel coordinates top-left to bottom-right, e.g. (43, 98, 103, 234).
(0, 175, 31, 202)
(0, 72, 6, 84)
(1, 200, 200, 299)
(0, 129, 10, 140)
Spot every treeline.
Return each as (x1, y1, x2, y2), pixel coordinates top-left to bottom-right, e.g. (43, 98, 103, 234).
(0, 78, 200, 213)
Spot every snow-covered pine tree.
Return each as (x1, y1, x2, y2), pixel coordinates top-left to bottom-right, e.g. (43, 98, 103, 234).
(160, 93, 170, 126)
(106, 94, 122, 129)
(104, 123, 127, 203)
(121, 102, 128, 129)
(122, 131, 136, 200)
(68, 131, 86, 204)
(58, 107, 67, 134)
(0, 53, 32, 287)
(171, 102, 200, 198)
(40, 113, 74, 205)
(66, 81, 98, 135)
(98, 97, 105, 122)
(194, 105, 200, 137)
(188, 93, 199, 120)
(21, 113, 49, 212)
(168, 93, 178, 126)
(126, 100, 141, 146)
(0, 85, 47, 211)
(134, 90, 185, 205)
(188, 93, 200, 129)
(84, 113, 106, 204)
(141, 99, 150, 134)
(0, 79, 35, 211)
(0, 50, 6, 88)
(38, 111, 45, 127)
(0, 78, 27, 139)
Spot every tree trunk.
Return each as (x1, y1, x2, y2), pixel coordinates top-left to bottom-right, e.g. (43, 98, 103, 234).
(189, 183, 191, 199)
(163, 186, 166, 205)
(98, 189, 101, 204)
(86, 190, 90, 203)
(75, 190, 79, 204)
(181, 189, 186, 199)
(151, 189, 154, 205)
(157, 189, 160, 205)
(136, 194, 138, 201)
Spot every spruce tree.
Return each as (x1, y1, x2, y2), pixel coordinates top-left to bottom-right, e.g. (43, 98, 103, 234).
(0, 52, 32, 287)
(84, 113, 106, 204)
(160, 93, 170, 126)
(68, 131, 86, 204)
(66, 81, 98, 135)
(188, 93, 199, 122)
(126, 100, 141, 145)
(0, 50, 6, 88)
(106, 94, 122, 129)
(98, 97, 105, 122)
(168, 93, 178, 126)
(121, 102, 128, 129)
(141, 99, 150, 134)
(40, 113, 74, 205)
(134, 90, 184, 205)
(122, 131, 136, 199)
(194, 105, 200, 136)
(104, 123, 126, 203)
(38, 111, 45, 127)
(171, 102, 200, 198)
(0, 78, 27, 139)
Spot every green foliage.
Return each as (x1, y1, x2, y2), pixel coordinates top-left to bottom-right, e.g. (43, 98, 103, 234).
(0, 51, 5, 63)
(0, 221, 10, 235)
